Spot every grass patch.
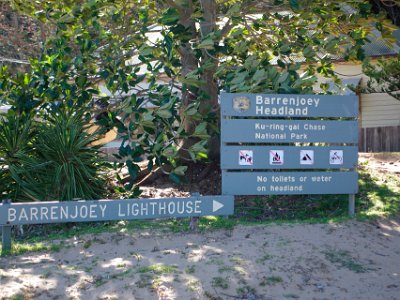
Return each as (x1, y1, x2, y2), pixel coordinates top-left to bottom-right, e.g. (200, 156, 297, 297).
(230, 256, 245, 266)
(185, 265, 196, 274)
(236, 285, 256, 296)
(206, 258, 233, 273)
(256, 254, 274, 264)
(136, 263, 178, 275)
(259, 275, 283, 286)
(131, 264, 178, 290)
(186, 279, 200, 292)
(357, 169, 400, 218)
(322, 248, 367, 273)
(211, 276, 229, 289)
(82, 240, 92, 249)
(110, 269, 133, 279)
(283, 293, 300, 299)
(39, 269, 52, 279)
(1, 241, 62, 256)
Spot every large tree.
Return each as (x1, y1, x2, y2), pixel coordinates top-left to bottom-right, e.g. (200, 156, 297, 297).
(3, 0, 395, 191)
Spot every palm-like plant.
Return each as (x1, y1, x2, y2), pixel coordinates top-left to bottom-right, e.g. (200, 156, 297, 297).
(34, 110, 107, 201)
(0, 110, 108, 202)
(0, 112, 38, 201)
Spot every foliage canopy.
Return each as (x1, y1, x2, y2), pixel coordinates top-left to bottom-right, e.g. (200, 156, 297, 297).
(1, 0, 396, 196)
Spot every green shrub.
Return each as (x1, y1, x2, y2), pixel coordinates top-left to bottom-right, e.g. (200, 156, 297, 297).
(33, 111, 107, 201)
(0, 110, 108, 202)
(0, 111, 37, 200)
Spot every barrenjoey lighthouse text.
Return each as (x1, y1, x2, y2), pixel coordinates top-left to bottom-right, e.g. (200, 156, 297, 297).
(256, 95, 320, 116)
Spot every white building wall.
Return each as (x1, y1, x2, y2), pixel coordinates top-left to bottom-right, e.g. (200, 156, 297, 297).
(330, 62, 400, 128)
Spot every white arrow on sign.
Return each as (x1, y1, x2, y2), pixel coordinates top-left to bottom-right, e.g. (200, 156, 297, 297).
(213, 200, 224, 212)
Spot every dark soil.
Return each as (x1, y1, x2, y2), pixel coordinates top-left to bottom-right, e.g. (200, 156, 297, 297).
(141, 161, 222, 197)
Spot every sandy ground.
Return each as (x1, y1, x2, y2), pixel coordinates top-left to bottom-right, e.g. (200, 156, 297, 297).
(359, 153, 400, 178)
(1, 153, 400, 300)
(1, 219, 400, 300)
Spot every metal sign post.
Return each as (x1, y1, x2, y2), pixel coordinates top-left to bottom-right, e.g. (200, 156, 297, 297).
(349, 194, 355, 217)
(1, 199, 12, 252)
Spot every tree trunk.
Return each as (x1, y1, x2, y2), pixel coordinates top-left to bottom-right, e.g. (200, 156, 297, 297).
(177, 0, 220, 160)
(178, 2, 199, 131)
(199, 0, 219, 159)
(199, 0, 218, 112)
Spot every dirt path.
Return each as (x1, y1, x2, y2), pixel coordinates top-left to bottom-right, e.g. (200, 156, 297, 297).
(1, 218, 400, 300)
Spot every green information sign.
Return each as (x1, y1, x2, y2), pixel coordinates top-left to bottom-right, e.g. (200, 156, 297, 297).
(220, 93, 359, 199)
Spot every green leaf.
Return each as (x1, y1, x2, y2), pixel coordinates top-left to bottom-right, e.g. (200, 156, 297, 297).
(129, 74, 146, 86)
(356, 48, 366, 61)
(277, 59, 286, 69)
(185, 104, 198, 116)
(227, 3, 241, 16)
(123, 107, 133, 114)
(169, 173, 182, 184)
(292, 75, 317, 88)
(253, 69, 267, 82)
(140, 112, 156, 128)
(58, 13, 75, 24)
(303, 46, 315, 59)
(198, 38, 214, 50)
(189, 140, 207, 154)
(126, 160, 139, 181)
(147, 159, 154, 172)
(230, 72, 248, 85)
(159, 8, 180, 25)
(159, 100, 174, 110)
(75, 76, 87, 88)
(193, 122, 209, 138)
(100, 70, 110, 80)
(197, 152, 208, 159)
(289, 0, 299, 10)
(179, 77, 206, 88)
(278, 71, 289, 84)
(156, 109, 172, 118)
(23, 74, 30, 85)
(139, 44, 153, 57)
(162, 146, 177, 158)
(129, 186, 142, 198)
(173, 166, 187, 176)
(279, 44, 291, 55)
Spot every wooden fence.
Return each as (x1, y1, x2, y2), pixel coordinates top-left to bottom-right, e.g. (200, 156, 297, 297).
(359, 126, 400, 152)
